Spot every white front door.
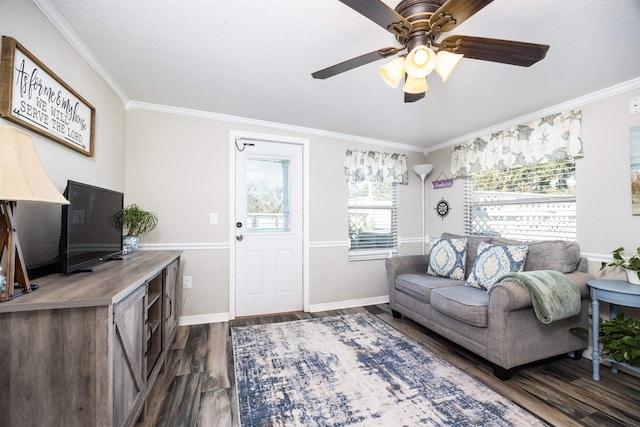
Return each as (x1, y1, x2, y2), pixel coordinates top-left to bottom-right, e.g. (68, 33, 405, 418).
(234, 139, 303, 317)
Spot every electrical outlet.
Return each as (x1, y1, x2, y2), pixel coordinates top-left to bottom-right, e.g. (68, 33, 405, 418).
(183, 276, 192, 288)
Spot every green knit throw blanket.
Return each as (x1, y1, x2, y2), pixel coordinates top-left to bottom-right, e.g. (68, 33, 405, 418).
(496, 270, 581, 324)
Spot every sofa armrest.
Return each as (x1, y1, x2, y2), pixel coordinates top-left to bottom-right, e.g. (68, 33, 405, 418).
(385, 255, 429, 288)
(385, 255, 429, 277)
(489, 271, 592, 312)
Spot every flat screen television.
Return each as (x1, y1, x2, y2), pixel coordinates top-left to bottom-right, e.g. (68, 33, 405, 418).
(59, 180, 124, 274)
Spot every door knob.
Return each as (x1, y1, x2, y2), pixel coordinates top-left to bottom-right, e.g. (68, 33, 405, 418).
(236, 234, 243, 241)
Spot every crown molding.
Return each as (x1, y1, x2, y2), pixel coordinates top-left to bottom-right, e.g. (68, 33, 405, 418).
(32, 0, 130, 105)
(427, 77, 640, 155)
(126, 101, 425, 153)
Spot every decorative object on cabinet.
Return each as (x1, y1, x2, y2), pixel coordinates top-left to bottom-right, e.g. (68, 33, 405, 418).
(111, 204, 158, 254)
(600, 246, 640, 285)
(432, 171, 453, 189)
(630, 125, 640, 215)
(435, 198, 450, 219)
(0, 126, 69, 301)
(0, 36, 95, 156)
(413, 164, 433, 254)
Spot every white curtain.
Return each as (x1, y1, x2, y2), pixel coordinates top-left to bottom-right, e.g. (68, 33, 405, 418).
(451, 109, 583, 178)
(344, 150, 409, 184)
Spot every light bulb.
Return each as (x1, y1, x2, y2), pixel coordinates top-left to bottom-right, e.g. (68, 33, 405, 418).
(413, 49, 428, 65)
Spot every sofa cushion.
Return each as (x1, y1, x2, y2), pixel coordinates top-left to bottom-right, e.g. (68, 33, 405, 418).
(491, 237, 581, 273)
(430, 286, 490, 327)
(466, 242, 529, 291)
(427, 237, 467, 280)
(441, 233, 492, 277)
(395, 274, 460, 304)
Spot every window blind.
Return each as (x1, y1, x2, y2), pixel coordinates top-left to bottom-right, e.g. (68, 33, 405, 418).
(348, 181, 398, 260)
(465, 159, 576, 241)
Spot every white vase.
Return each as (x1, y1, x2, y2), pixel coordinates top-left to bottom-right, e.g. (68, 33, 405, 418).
(626, 269, 640, 285)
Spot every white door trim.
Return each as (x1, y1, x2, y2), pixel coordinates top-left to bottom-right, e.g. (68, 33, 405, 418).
(229, 130, 309, 319)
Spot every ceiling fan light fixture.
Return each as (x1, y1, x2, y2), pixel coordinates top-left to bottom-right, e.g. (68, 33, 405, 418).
(405, 45, 436, 78)
(403, 75, 428, 94)
(434, 51, 464, 82)
(378, 56, 406, 88)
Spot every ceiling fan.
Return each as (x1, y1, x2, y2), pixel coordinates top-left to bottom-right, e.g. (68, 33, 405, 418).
(311, 0, 549, 103)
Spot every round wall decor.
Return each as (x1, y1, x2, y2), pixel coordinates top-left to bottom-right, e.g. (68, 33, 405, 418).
(435, 198, 450, 219)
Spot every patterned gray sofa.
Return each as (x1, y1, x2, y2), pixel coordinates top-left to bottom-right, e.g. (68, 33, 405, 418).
(385, 233, 591, 379)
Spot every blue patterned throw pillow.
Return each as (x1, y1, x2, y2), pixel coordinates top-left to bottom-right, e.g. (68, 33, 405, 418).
(466, 242, 528, 290)
(427, 237, 467, 280)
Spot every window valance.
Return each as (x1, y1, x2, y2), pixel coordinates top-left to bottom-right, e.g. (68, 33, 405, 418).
(451, 109, 583, 178)
(344, 150, 408, 184)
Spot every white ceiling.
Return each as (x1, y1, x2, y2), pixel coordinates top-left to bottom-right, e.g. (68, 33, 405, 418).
(40, 0, 640, 151)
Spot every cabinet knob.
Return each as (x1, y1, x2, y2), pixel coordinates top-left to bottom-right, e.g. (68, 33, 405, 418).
(236, 234, 244, 241)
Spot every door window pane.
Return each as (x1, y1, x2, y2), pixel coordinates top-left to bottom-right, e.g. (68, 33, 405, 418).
(246, 156, 291, 233)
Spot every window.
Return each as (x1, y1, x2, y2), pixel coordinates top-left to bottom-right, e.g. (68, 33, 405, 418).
(348, 181, 398, 260)
(246, 156, 290, 233)
(465, 159, 576, 241)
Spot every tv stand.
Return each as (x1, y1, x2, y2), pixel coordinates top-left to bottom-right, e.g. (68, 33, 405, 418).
(0, 250, 181, 427)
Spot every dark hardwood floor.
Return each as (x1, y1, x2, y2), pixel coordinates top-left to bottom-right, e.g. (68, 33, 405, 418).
(138, 304, 640, 427)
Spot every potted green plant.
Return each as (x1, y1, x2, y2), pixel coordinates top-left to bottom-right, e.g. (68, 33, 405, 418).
(601, 246, 640, 284)
(111, 204, 158, 254)
(572, 313, 640, 367)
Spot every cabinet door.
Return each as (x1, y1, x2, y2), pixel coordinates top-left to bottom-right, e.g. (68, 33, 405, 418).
(164, 258, 180, 344)
(113, 285, 147, 427)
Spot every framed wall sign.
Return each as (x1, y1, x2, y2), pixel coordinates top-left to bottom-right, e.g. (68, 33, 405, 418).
(0, 36, 95, 156)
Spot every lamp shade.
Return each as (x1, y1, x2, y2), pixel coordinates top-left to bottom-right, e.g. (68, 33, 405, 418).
(413, 164, 433, 178)
(435, 51, 464, 82)
(0, 126, 69, 204)
(403, 75, 428, 94)
(379, 56, 406, 88)
(405, 45, 436, 78)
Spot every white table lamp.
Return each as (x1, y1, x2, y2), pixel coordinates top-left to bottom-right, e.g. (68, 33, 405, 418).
(0, 126, 69, 301)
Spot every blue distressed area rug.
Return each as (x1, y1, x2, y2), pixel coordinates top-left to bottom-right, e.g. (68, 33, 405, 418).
(232, 313, 547, 426)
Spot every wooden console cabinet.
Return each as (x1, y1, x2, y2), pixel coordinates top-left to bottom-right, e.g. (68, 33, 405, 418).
(0, 250, 181, 427)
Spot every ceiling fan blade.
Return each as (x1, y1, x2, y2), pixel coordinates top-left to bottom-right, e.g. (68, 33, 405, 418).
(405, 92, 425, 103)
(441, 35, 550, 67)
(430, 0, 494, 33)
(339, 0, 411, 36)
(312, 50, 387, 79)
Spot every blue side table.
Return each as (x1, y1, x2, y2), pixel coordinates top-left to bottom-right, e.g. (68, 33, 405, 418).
(587, 279, 640, 381)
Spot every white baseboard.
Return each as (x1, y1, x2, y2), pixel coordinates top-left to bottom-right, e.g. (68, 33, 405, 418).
(178, 295, 390, 324)
(179, 312, 230, 325)
(308, 295, 389, 313)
